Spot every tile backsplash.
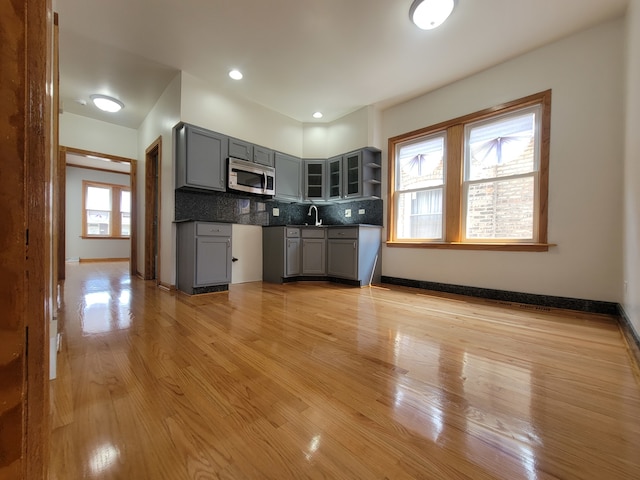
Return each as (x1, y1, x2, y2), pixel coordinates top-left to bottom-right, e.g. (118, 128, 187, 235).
(175, 189, 383, 226)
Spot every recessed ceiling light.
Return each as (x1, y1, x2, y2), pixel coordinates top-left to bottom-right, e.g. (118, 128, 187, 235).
(90, 94, 124, 113)
(229, 69, 243, 80)
(312, 112, 323, 119)
(410, 0, 456, 30)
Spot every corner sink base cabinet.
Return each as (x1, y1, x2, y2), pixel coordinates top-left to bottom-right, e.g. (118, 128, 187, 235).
(263, 225, 381, 287)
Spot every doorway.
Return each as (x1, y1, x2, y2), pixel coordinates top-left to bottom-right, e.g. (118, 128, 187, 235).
(57, 147, 137, 277)
(144, 137, 162, 283)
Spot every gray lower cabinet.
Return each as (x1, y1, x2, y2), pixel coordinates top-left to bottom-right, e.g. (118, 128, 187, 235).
(177, 222, 232, 294)
(301, 228, 326, 275)
(327, 226, 381, 285)
(175, 123, 228, 191)
(263, 226, 300, 283)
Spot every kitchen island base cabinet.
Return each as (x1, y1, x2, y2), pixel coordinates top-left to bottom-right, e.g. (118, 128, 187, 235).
(177, 222, 232, 294)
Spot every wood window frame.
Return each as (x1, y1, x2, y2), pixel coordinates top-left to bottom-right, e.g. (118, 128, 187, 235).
(387, 90, 553, 252)
(82, 180, 131, 239)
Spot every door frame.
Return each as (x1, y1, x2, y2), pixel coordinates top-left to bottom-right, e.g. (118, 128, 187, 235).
(144, 136, 162, 283)
(58, 146, 137, 276)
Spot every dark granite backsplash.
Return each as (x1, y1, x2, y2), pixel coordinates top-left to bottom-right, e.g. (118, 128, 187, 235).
(175, 189, 383, 226)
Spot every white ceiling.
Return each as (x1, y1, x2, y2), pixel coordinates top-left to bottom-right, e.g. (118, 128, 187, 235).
(55, 0, 629, 129)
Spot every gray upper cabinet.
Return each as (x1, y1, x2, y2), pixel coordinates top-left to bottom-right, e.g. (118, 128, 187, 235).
(274, 152, 302, 202)
(303, 160, 326, 201)
(228, 138, 253, 161)
(343, 151, 363, 198)
(325, 148, 382, 201)
(327, 155, 343, 201)
(253, 145, 275, 167)
(175, 123, 228, 191)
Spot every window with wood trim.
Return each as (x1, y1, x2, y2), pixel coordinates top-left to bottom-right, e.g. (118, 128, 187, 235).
(388, 90, 551, 251)
(82, 181, 131, 238)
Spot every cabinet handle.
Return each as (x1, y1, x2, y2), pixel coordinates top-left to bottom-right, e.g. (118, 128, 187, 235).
(353, 241, 356, 249)
(338, 232, 345, 236)
(227, 238, 231, 247)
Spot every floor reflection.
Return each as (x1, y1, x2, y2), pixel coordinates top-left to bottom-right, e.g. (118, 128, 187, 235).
(80, 271, 133, 334)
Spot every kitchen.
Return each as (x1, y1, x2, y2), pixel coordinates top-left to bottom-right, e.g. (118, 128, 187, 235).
(173, 121, 384, 293)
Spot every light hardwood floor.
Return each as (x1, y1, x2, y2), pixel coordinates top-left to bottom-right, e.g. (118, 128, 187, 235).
(49, 262, 640, 479)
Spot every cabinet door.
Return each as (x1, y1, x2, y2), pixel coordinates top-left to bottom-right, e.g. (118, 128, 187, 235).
(343, 150, 362, 198)
(327, 156, 342, 200)
(285, 238, 301, 277)
(304, 160, 325, 200)
(254, 146, 275, 167)
(178, 125, 227, 191)
(195, 236, 231, 285)
(302, 239, 326, 275)
(229, 138, 253, 161)
(327, 239, 358, 279)
(274, 153, 301, 202)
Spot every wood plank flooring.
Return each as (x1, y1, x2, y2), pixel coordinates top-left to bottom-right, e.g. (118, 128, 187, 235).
(49, 262, 640, 479)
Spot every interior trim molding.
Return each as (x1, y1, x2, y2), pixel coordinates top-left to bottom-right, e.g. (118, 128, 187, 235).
(380, 276, 619, 315)
(618, 305, 640, 370)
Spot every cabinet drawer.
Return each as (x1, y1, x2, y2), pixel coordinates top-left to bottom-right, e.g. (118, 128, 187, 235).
(328, 227, 358, 239)
(286, 228, 300, 238)
(301, 228, 326, 238)
(196, 223, 232, 237)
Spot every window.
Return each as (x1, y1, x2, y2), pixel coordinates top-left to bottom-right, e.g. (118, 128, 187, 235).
(388, 90, 551, 251)
(83, 181, 131, 238)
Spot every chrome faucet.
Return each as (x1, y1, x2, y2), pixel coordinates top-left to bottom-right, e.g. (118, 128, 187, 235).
(308, 205, 322, 226)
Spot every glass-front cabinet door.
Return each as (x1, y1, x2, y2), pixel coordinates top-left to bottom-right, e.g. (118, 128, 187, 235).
(327, 155, 342, 200)
(343, 151, 362, 198)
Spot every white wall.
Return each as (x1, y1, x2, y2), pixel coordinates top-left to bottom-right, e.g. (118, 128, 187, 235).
(65, 166, 131, 260)
(137, 73, 182, 284)
(381, 18, 625, 302)
(624, 0, 640, 333)
(180, 72, 303, 156)
(59, 112, 138, 158)
(302, 106, 381, 158)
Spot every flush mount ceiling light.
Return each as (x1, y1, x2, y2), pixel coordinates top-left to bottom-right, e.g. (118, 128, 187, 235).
(229, 69, 243, 80)
(409, 0, 456, 30)
(312, 112, 323, 119)
(90, 94, 124, 113)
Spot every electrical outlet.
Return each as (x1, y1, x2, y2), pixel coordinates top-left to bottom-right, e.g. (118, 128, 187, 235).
(358, 209, 365, 214)
(345, 209, 351, 218)
(273, 207, 280, 217)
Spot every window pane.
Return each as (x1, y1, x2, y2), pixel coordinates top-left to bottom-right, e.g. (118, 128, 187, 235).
(120, 190, 131, 213)
(121, 213, 131, 236)
(467, 111, 536, 181)
(86, 186, 111, 210)
(87, 210, 110, 235)
(397, 135, 445, 190)
(465, 176, 534, 240)
(397, 189, 443, 240)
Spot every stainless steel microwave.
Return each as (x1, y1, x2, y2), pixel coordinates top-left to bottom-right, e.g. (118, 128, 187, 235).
(227, 157, 275, 196)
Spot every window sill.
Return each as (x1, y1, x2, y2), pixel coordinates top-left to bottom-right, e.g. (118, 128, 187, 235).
(385, 241, 555, 252)
(81, 236, 131, 240)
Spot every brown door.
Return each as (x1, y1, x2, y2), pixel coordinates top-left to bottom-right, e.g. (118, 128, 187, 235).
(0, 1, 51, 478)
